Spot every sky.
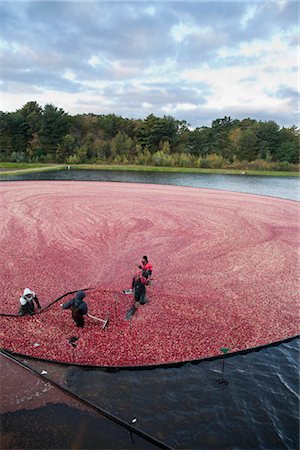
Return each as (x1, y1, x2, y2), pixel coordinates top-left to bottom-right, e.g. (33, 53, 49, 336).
(0, 0, 298, 128)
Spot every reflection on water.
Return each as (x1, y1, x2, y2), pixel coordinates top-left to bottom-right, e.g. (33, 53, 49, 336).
(2, 169, 299, 201)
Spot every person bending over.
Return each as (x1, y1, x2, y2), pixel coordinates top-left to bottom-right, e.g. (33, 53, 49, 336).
(19, 288, 41, 316)
(132, 270, 148, 306)
(62, 290, 88, 328)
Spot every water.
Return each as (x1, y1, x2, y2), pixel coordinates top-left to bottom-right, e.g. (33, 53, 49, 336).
(1, 353, 160, 450)
(1, 169, 299, 449)
(2, 169, 299, 201)
(12, 337, 300, 449)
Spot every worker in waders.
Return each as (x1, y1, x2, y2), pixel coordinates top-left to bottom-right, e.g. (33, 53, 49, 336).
(62, 290, 88, 328)
(125, 269, 148, 320)
(132, 270, 148, 307)
(138, 255, 153, 283)
(19, 288, 41, 316)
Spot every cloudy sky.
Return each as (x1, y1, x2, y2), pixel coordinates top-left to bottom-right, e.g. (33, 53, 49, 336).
(1, 0, 298, 128)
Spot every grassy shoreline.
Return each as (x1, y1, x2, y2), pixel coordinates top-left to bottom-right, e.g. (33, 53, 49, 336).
(0, 163, 66, 176)
(0, 162, 299, 177)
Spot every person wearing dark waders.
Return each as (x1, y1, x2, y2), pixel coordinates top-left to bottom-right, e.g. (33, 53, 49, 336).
(62, 290, 88, 328)
(133, 269, 148, 306)
(19, 288, 41, 316)
(126, 270, 148, 320)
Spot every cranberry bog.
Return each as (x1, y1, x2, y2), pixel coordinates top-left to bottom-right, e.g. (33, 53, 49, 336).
(0, 181, 299, 367)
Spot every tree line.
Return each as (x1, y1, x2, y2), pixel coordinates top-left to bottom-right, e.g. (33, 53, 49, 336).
(0, 101, 298, 170)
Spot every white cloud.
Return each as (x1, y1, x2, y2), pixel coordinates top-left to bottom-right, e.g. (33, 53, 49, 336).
(240, 4, 257, 28)
(181, 30, 297, 123)
(63, 70, 76, 81)
(144, 5, 156, 16)
(142, 102, 152, 109)
(276, 0, 289, 12)
(171, 23, 198, 42)
(88, 55, 101, 67)
(1, 0, 298, 127)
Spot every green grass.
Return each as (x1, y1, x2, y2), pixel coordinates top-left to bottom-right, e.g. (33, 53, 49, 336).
(74, 163, 299, 177)
(0, 162, 58, 169)
(0, 163, 66, 176)
(0, 162, 298, 177)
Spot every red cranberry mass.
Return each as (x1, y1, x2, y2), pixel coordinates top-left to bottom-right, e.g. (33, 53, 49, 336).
(0, 181, 298, 366)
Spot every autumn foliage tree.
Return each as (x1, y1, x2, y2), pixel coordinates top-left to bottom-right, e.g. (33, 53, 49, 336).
(0, 103, 298, 169)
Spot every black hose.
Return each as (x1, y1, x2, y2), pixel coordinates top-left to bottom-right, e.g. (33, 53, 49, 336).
(0, 287, 94, 317)
(1, 290, 298, 370)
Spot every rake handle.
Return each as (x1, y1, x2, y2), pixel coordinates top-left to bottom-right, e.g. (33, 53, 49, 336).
(88, 313, 106, 323)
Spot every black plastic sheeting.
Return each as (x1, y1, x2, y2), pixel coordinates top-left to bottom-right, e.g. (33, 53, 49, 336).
(1, 335, 298, 371)
(1, 351, 172, 449)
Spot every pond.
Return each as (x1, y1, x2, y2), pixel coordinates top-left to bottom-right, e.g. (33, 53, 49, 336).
(2, 168, 299, 201)
(1, 169, 299, 449)
(10, 336, 299, 450)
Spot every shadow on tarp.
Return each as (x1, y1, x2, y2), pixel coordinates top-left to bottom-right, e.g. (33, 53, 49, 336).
(0, 352, 171, 450)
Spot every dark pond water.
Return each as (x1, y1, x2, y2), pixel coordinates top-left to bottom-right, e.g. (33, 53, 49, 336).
(1, 170, 299, 449)
(2, 168, 299, 201)
(1, 353, 160, 450)
(14, 337, 299, 450)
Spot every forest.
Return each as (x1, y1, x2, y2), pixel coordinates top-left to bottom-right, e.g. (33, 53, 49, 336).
(0, 101, 298, 171)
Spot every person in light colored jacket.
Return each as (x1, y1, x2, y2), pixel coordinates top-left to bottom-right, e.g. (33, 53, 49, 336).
(19, 288, 41, 316)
